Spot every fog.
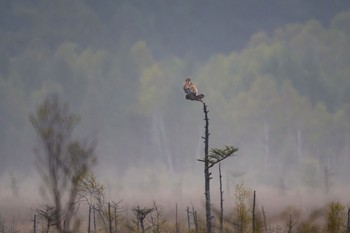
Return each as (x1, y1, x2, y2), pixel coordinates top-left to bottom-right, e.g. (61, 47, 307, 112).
(1, 0, 350, 218)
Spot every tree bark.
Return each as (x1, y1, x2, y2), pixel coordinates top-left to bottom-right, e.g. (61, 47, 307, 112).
(108, 202, 112, 233)
(186, 206, 191, 230)
(252, 191, 256, 233)
(175, 203, 179, 233)
(219, 163, 224, 233)
(203, 102, 212, 233)
(88, 206, 91, 233)
(33, 214, 37, 233)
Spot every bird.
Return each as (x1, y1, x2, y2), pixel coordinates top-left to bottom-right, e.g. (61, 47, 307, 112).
(182, 77, 204, 102)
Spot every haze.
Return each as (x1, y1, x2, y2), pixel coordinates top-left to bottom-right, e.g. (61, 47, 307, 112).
(1, 0, 350, 218)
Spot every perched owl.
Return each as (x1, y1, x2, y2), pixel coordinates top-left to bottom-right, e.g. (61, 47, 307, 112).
(182, 77, 204, 101)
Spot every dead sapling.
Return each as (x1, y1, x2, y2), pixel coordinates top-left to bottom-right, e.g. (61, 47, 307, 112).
(132, 206, 154, 233)
(196, 102, 238, 233)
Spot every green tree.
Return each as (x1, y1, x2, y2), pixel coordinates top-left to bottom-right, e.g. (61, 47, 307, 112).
(296, 222, 319, 233)
(326, 202, 346, 233)
(30, 95, 96, 233)
(232, 183, 250, 233)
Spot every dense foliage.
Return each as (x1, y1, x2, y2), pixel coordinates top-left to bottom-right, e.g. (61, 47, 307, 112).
(0, 2, 349, 190)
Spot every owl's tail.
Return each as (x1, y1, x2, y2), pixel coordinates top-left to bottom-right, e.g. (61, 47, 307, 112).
(196, 94, 205, 101)
(185, 93, 204, 102)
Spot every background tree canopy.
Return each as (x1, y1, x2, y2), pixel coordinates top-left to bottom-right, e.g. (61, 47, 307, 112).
(1, 1, 350, 197)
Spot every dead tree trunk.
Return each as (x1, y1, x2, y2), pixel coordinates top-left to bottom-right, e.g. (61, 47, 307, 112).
(114, 205, 117, 233)
(196, 102, 238, 233)
(0, 217, 5, 233)
(88, 206, 91, 233)
(93, 205, 96, 233)
(262, 206, 267, 233)
(203, 102, 212, 233)
(252, 191, 256, 233)
(185, 93, 237, 233)
(192, 207, 199, 233)
(133, 206, 154, 233)
(347, 208, 350, 233)
(287, 213, 293, 233)
(219, 163, 224, 233)
(108, 202, 112, 233)
(32, 214, 37, 233)
(175, 203, 179, 233)
(186, 206, 191, 230)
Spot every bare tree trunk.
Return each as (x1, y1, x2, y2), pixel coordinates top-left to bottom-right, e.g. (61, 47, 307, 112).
(108, 202, 112, 233)
(347, 208, 350, 233)
(32, 214, 37, 233)
(133, 206, 153, 233)
(324, 166, 334, 195)
(263, 121, 270, 158)
(0, 217, 5, 233)
(262, 206, 267, 233)
(46, 220, 50, 233)
(175, 203, 179, 233)
(114, 205, 117, 233)
(252, 191, 256, 233)
(191, 204, 199, 233)
(11, 216, 15, 233)
(140, 220, 145, 233)
(287, 213, 293, 233)
(152, 113, 174, 175)
(186, 206, 191, 230)
(219, 163, 224, 233)
(93, 205, 96, 233)
(88, 206, 91, 233)
(203, 102, 212, 233)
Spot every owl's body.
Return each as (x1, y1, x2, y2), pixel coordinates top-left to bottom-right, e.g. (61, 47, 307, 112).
(182, 78, 204, 101)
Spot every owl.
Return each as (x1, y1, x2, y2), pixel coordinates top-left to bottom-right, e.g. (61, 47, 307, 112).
(182, 77, 204, 101)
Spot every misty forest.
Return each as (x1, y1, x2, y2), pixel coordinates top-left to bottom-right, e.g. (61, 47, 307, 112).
(1, 1, 350, 232)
